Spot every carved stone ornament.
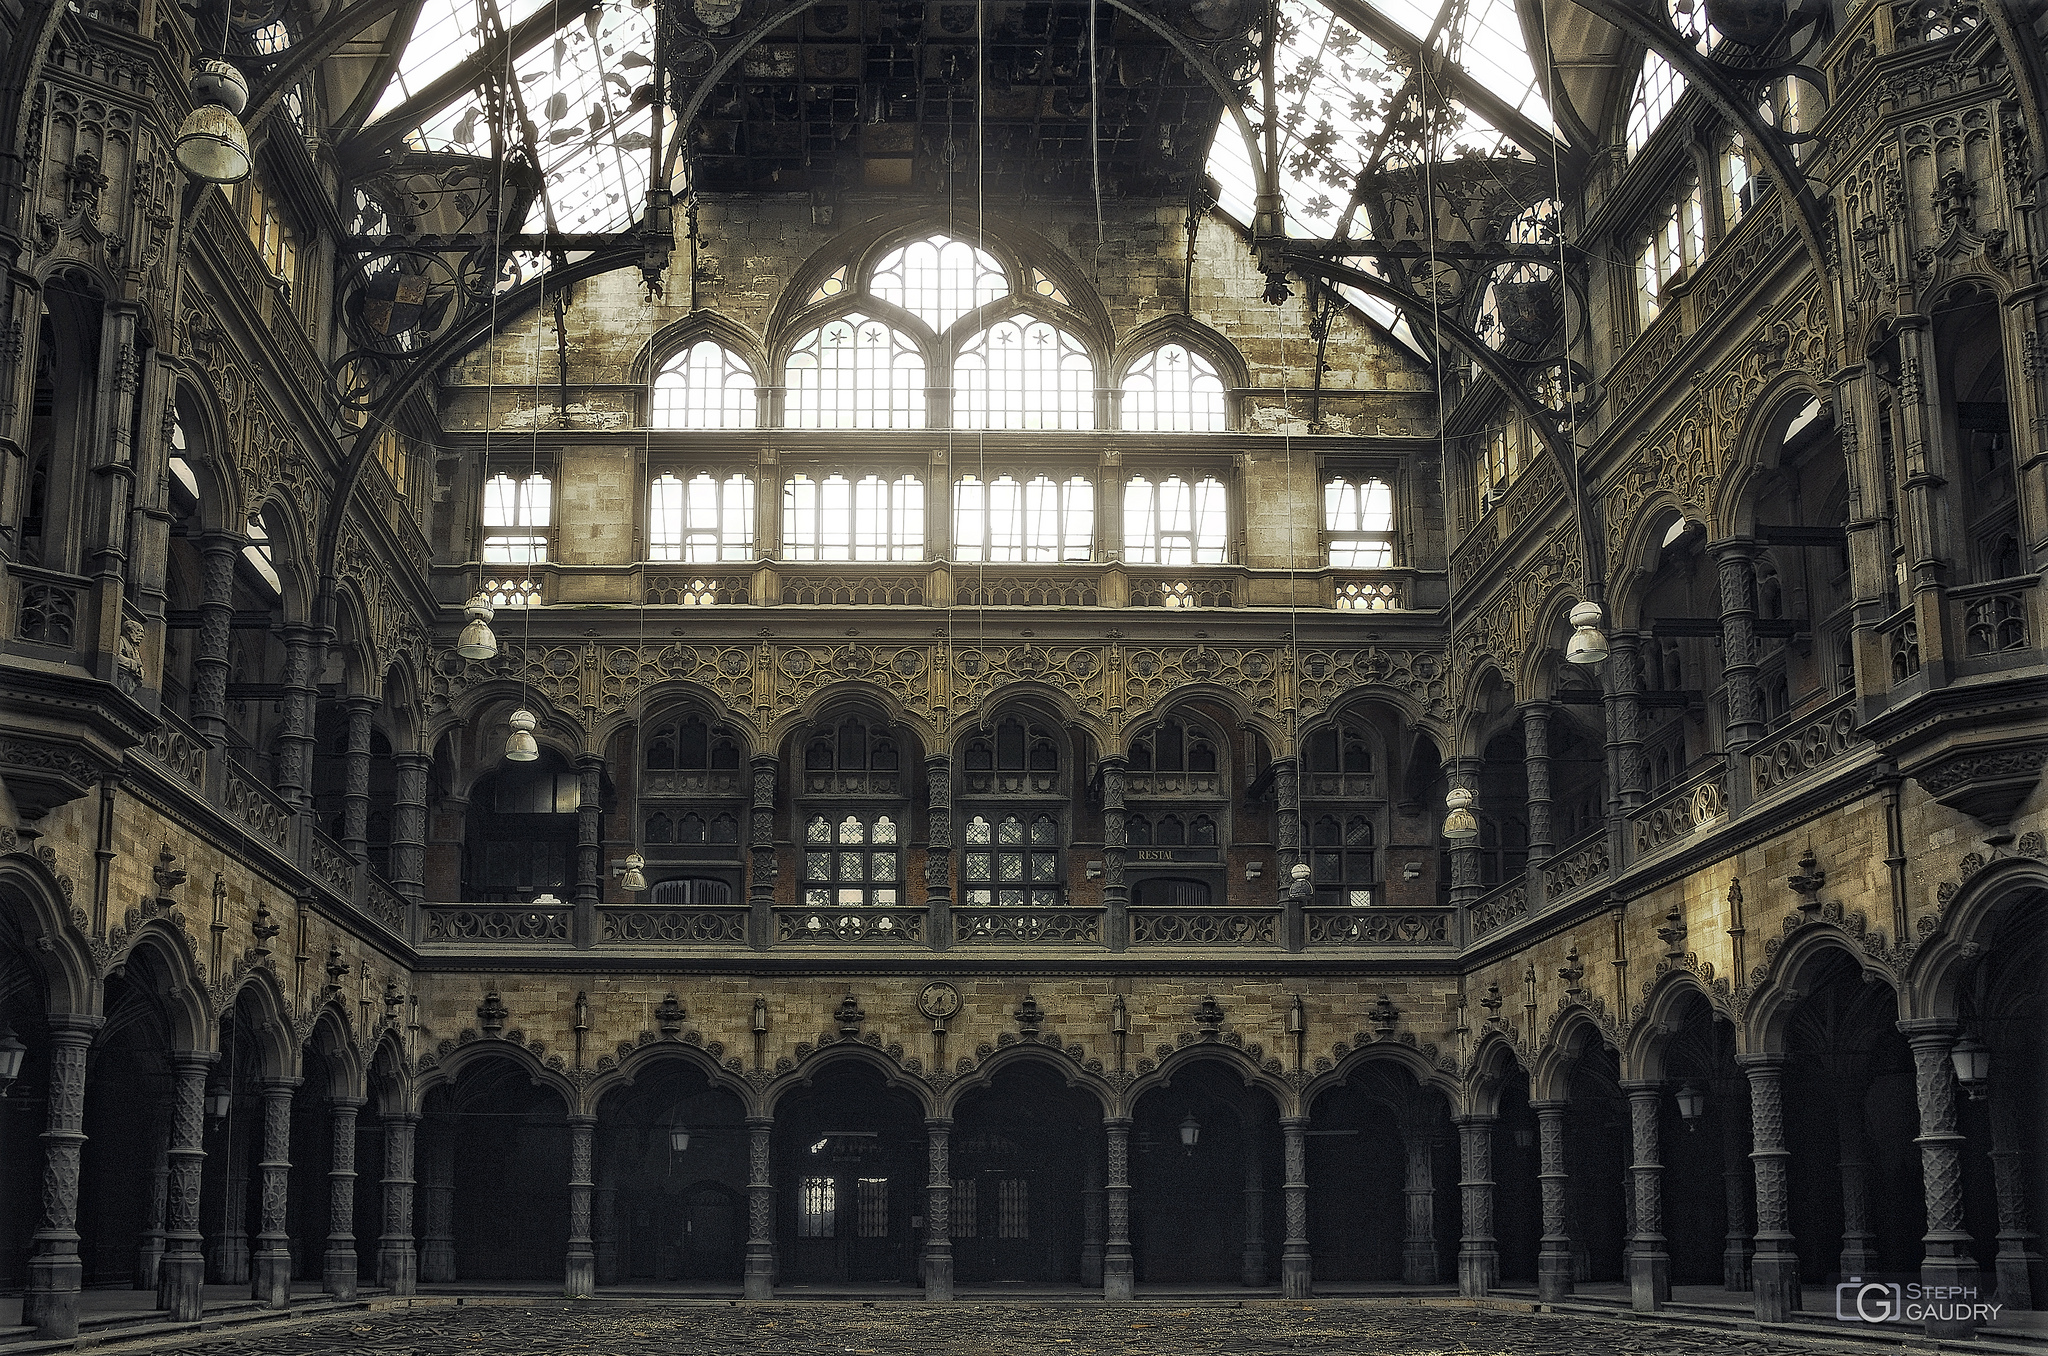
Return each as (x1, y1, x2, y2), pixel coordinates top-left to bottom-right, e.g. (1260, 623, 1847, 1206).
(1910, 742, 2048, 831)
(656, 992, 687, 1035)
(476, 990, 507, 1034)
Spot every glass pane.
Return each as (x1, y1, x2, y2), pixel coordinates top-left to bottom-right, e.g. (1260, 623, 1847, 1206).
(1030, 815, 1057, 844)
(966, 853, 992, 882)
(838, 852, 865, 880)
(838, 887, 866, 905)
(805, 853, 831, 881)
(872, 888, 898, 905)
(651, 341, 757, 429)
(1119, 344, 1225, 432)
(786, 314, 926, 429)
(999, 853, 1024, 881)
(998, 816, 1024, 844)
(873, 817, 898, 844)
(1030, 853, 1058, 882)
(806, 816, 832, 843)
(998, 889, 1025, 907)
(838, 815, 866, 845)
(870, 234, 1007, 331)
(871, 852, 898, 882)
(800, 1176, 836, 1238)
(806, 887, 830, 906)
(965, 816, 992, 845)
(955, 319, 1095, 430)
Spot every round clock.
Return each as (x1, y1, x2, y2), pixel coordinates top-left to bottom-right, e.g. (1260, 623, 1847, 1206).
(918, 980, 962, 1021)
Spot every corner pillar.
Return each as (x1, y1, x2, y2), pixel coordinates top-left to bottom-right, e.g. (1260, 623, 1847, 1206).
(1279, 1116, 1311, 1298)
(158, 1051, 216, 1320)
(322, 1099, 362, 1298)
(1454, 1114, 1498, 1296)
(1622, 1082, 1670, 1311)
(743, 1117, 775, 1299)
(924, 1118, 953, 1300)
(376, 1112, 418, 1295)
(1742, 1055, 1799, 1321)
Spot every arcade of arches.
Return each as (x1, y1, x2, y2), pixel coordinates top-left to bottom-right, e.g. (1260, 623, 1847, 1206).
(2, 0, 2048, 1339)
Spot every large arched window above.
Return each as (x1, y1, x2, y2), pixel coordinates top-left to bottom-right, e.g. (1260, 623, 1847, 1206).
(1626, 50, 1685, 156)
(955, 319, 1095, 430)
(652, 340, 758, 428)
(1120, 343, 1227, 431)
(786, 313, 926, 429)
(870, 234, 1007, 330)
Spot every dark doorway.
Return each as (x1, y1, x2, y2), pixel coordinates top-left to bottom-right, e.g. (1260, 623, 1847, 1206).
(773, 1061, 927, 1287)
(950, 1061, 1099, 1284)
(597, 1060, 747, 1286)
(1130, 1060, 1281, 1285)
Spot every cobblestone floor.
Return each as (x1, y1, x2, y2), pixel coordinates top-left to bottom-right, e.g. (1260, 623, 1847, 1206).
(119, 1301, 1839, 1356)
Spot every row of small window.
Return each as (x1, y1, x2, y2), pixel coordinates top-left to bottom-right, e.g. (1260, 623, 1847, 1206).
(795, 1176, 1029, 1240)
(482, 471, 1395, 568)
(657, 334, 1230, 433)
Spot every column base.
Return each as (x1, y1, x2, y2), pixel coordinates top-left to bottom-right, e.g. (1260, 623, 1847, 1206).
(1838, 1242, 1879, 1277)
(1280, 1253, 1312, 1299)
(1751, 1250, 1800, 1322)
(923, 1251, 953, 1301)
(136, 1238, 165, 1292)
(420, 1241, 457, 1283)
(1921, 1255, 1982, 1338)
(377, 1244, 418, 1296)
(1629, 1249, 1670, 1311)
(1104, 1252, 1135, 1302)
(1537, 1250, 1574, 1302)
(1457, 1249, 1498, 1297)
(323, 1250, 358, 1299)
(159, 1252, 207, 1322)
(1080, 1243, 1104, 1288)
(24, 1253, 82, 1340)
(1995, 1249, 2042, 1312)
(252, 1248, 293, 1308)
(1402, 1245, 1438, 1286)
(744, 1246, 775, 1300)
(1240, 1246, 1268, 1288)
(1722, 1245, 1751, 1291)
(565, 1250, 595, 1299)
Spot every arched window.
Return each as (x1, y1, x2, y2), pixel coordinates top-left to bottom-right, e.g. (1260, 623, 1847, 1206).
(1310, 814, 1375, 906)
(802, 717, 904, 794)
(786, 313, 926, 429)
(650, 471, 755, 561)
(870, 234, 1007, 330)
(1120, 343, 1227, 431)
(652, 340, 758, 428)
(1626, 51, 1685, 157)
(954, 319, 1095, 430)
(482, 470, 552, 564)
(1124, 475, 1228, 564)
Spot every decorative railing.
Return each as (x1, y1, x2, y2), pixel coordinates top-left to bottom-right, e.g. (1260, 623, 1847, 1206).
(1751, 694, 1861, 796)
(1129, 908, 1277, 945)
(1334, 578, 1404, 611)
(309, 828, 355, 894)
(780, 570, 926, 606)
(956, 573, 1099, 607)
(1631, 763, 1728, 855)
(775, 908, 925, 943)
(1124, 773, 1221, 796)
(423, 906, 569, 942)
(1881, 607, 1921, 682)
(1305, 908, 1453, 946)
(11, 566, 85, 648)
(1543, 833, 1610, 897)
(1129, 575, 1236, 608)
(1466, 883, 1530, 938)
(600, 907, 748, 944)
(366, 877, 408, 934)
(951, 908, 1103, 944)
(961, 769, 1060, 795)
(141, 709, 209, 789)
(646, 574, 750, 606)
(1955, 577, 2033, 657)
(641, 770, 743, 797)
(1890, 0, 1980, 44)
(800, 769, 901, 796)
(223, 769, 293, 852)
(1303, 771, 1375, 798)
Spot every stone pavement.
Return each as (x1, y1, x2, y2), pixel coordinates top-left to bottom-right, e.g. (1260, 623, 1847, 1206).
(65, 1300, 1862, 1356)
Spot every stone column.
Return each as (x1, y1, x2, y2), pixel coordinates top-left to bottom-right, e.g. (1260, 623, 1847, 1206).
(1901, 1021, 1978, 1337)
(1273, 756, 1304, 949)
(1718, 1087, 1752, 1292)
(276, 624, 319, 805)
(251, 1077, 297, 1308)
(191, 533, 241, 743)
(1446, 757, 1482, 906)
(136, 1096, 172, 1291)
(1605, 633, 1646, 809)
(1565, 1180, 1591, 1281)
(1454, 1115, 1498, 1296)
(212, 1103, 251, 1283)
(924, 1118, 953, 1300)
(574, 756, 603, 947)
(1400, 1119, 1437, 1285)
(747, 756, 776, 951)
(323, 1099, 362, 1298)
(1743, 1055, 1799, 1321)
(565, 1114, 596, 1297)
(1240, 1125, 1267, 1287)
(1533, 1101, 1573, 1301)
(1835, 1081, 1879, 1277)
(1280, 1116, 1311, 1298)
(23, 1015, 97, 1339)
(159, 1051, 215, 1320)
(1990, 1087, 2044, 1311)
(1623, 1083, 1670, 1311)
(418, 1118, 456, 1283)
(743, 1117, 775, 1299)
(1101, 758, 1129, 952)
(1713, 540, 1765, 750)
(594, 1157, 619, 1287)
(390, 753, 429, 904)
(376, 1113, 418, 1295)
(925, 755, 953, 949)
(1080, 1151, 1104, 1288)
(1521, 704, 1554, 861)
(1104, 1117, 1134, 1301)
(341, 697, 375, 861)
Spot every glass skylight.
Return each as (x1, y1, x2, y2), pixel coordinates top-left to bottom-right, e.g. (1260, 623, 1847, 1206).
(373, 0, 549, 122)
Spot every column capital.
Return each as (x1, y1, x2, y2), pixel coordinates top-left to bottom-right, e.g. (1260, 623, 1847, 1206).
(1452, 1112, 1497, 1128)
(924, 1116, 954, 1131)
(328, 1096, 366, 1111)
(923, 752, 951, 771)
(1102, 1115, 1133, 1130)
(43, 1014, 103, 1041)
(1516, 700, 1555, 719)
(566, 1112, 597, 1127)
(1707, 535, 1762, 560)
(1619, 1080, 1666, 1095)
(259, 1076, 302, 1095)
(1279, 1115, 1309, 1130)
(1896, 1017, 1963, 1044)
(169, 1049, 219, 1072)
(745, 1115, 774, 1131)
(1529, 1099, 1571, 1114)
(392, 749, 431, 769)
(1736, 1052, 1791, 1071)
(382, 1110, 421, 1127)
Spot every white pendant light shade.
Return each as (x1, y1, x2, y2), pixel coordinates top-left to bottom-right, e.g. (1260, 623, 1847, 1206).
(175, 104, 252, 183)
(1442, 786, 1480, 841)
(456, 593, 499, 660)
(175, 59, 252, 184)
(504, 707, 540, 761)
(621, 853, 647, 892)
(1565, 600, 1610, 665)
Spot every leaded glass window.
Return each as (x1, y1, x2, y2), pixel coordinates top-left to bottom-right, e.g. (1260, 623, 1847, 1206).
(1325, 477, 1396, 567)
(857, 1178, 889, 1237)
(870, 234, 1007, 331)
(1310, 814, 1376, 907)
(1120, 343, 1227, 431)
(962, 813, 1060, 907)
(1635, 178, 1706, 324)
(651, 341, 758, 429)
(650, 472, 754, 562)
(783, 472, 924, 561)
(954, 474, 1094, 562)
(1627, 51, 1686, 157)
(1124, 475, 1227, 564)
(482, 471, 551, 564)
(954, 320, 1095, 430)
(786, 314, 926, 429)
(803, 813, 900, 906)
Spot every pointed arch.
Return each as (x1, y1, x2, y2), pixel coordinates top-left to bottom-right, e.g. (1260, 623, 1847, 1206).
(1302, 1038, 1463, 1117)
(1622, 969, 1726, 1083)
(222, 966, 301, 1079)
(416, 1037, 577, 1114)
(586, 1038, 755, 1118)
(1713, 377, 1831, 540)
(1907, 857, 2048, 1023)
(937, 1041, 1115, 1120)
(0, 850, 95, 1016)
(112, 920, 212, 1054)
(1462, 1028, 1531, 1118)
(759, 1040, 940, 1118)
(1122, 1041, 1294, 1118)
(1740, 926, 1902, 1058)
(302, 1001, 367, 1101)
(1531, 1004, 1620, 1102)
